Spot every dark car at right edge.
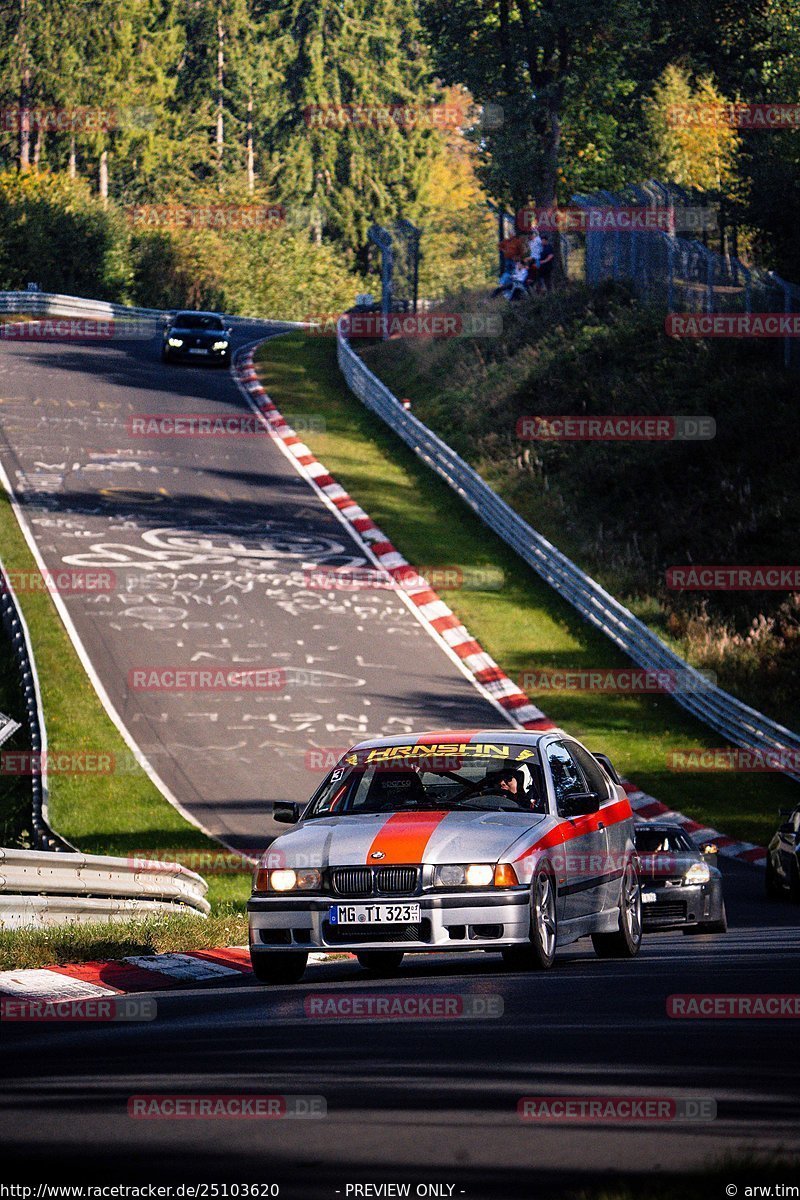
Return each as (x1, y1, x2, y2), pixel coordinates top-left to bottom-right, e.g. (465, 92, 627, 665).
(766, 804, 800, 900)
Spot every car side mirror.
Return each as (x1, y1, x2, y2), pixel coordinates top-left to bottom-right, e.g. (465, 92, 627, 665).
(700, 843, 718, 855)
(273, 802, 300, 824)
(562, 791, 601, 816)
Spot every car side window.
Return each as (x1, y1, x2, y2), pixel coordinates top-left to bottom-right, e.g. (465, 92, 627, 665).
(569, 743, 611, 801)
(545, 742, 587, 812)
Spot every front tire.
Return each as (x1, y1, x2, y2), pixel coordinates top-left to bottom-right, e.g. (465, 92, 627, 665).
(502, 866, 558, 970)
(250, 950, 308, 984)
(592, 859, 642, 959)
(765, 857, 783, 900)
(789, 857, 800, 903)
(356, 951, 405, 975)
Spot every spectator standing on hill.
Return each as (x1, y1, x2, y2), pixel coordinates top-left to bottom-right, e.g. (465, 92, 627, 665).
(538, 234, 555, 290)
(498, 231, 528, 263)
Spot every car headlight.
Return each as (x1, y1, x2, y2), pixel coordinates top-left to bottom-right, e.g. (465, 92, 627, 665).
(167, 337, 184, 347)
(254, 867, 322, 892)
(433, 863, 516, 888)
(212, 340, 229, 351)
(684, 862, 710, 885)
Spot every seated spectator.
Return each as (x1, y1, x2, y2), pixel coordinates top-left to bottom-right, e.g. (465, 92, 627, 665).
(491, 266, 515, 299)
(508, 259, 530, 301)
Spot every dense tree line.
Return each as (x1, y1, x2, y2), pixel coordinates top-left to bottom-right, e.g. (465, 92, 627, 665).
(0, 0, 797, 299)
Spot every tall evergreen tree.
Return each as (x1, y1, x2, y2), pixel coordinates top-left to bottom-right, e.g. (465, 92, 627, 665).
(269, 0, 437, 261)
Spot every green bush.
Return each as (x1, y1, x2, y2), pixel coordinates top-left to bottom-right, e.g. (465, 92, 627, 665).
(0, 170, 130, 298)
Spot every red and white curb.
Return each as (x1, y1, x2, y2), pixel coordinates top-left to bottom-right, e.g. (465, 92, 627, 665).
(234, 351, 552, 732)
(232, 348, 767, 871)
(624, 783, 766, 865)
(0, 948, 345, 1005)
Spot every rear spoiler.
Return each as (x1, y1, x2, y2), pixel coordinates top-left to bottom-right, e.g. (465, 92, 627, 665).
(591, 751, 621, 784)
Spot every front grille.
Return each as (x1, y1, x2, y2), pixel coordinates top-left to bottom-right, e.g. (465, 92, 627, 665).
(331, 867, 372, 897)
(323, 921, 425, 945)
(329, 866, 420, 897)
(643, 901, 687, 922)
(375, 866, 419, 895)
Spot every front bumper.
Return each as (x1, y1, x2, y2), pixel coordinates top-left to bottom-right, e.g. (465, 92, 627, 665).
(164, 343, 230, 362)
(247, 889, 531, 953)
(641, 880, 722, 930)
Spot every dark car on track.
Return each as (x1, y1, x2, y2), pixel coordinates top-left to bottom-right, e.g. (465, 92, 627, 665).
(634, 821, 727, 934)
(161, 310, 232, 366)
(765, 804, 800, 900)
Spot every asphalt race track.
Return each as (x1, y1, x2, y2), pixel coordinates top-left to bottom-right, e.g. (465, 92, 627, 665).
(2, 862, 800, 1193)
(1, 326, 799, 1197)
(0, 321, 507, 851)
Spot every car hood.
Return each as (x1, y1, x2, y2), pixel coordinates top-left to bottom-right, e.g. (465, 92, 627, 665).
(262, 809, 548, 869)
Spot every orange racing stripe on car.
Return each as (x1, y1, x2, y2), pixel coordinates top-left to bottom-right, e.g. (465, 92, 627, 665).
(366, 811, 450, 864)
(512, 798, 633, 865)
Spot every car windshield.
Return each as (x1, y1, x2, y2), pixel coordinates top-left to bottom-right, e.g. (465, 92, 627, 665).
(174, 313, 225, 330)
(305, 744, 547, 818)
(634, 827, 693, 853)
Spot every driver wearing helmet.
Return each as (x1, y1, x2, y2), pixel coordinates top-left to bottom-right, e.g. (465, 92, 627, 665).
(494, 763, 544, 811)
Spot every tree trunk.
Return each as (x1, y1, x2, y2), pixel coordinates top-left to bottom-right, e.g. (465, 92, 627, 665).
(540, 97, 563, 280)
(216, 7, 225, 180)
(32, 121, 43, 167)
(99, 148, 109, 204)
(19, 0, 31, 170)
(68, 132, 76, 178)
(246, 90, 254, 192)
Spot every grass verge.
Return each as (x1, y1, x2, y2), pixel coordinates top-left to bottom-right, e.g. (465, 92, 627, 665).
(0, 487, 252, 913)
(254, 332, 799, 848)
(360, 282, 800, 731)
(0, 910, 248, 972)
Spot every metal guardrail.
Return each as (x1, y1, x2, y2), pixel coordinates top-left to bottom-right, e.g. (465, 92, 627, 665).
(336, 320, 800, 784)
(0, 847, 209, 928)
(0, 289, 305, 333)
(0, 557, 72, 852)
(0, 289, 163, 330)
